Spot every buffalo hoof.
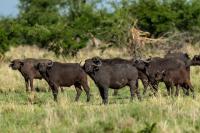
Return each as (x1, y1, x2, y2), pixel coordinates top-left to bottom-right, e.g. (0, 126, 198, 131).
(102, 100, 108, 105)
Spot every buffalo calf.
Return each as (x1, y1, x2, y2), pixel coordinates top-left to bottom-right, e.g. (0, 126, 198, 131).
(155, 67, 194, 97)
(9, 58, 50, 92)
(133, 58, 186, 95)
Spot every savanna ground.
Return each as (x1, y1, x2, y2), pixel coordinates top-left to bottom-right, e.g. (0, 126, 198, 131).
(0, 44, 200, 133)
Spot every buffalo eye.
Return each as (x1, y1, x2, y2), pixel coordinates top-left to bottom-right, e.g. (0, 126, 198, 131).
(93, 66, 99, 71)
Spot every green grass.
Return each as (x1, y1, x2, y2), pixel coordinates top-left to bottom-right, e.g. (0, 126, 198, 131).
(0, 81, 200, 133)
(1, 45, 200, 133)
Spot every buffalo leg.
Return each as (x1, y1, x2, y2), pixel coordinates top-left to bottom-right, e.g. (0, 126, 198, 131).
(141, 79, 149, 95)
(150, 82, 158, 96)
(113, 90, 118, 96)
(103, 88, 108, 104)
(51, 84, 58, 102)
(165, 83, 171, 96)
(81, 83, 90, 102)
(129, 85, 135, 101)
(98, 87, 108, 104)
(25, 79, 30, 92)
(74, 85, 82, 102)
(175, 85, 179, 97)
(170, 84, 175, 96)
(185, 88, 190, 96)
(30, 78, 35, 92)
(188, 82, 195, 98)
(181, 86, 188, 96)
(60, 87, 64, 93)
(130, 80, 141, 101)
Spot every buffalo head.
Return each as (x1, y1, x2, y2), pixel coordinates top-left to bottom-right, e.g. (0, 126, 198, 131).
(133, 59, 149, 71)
(191, 55, 200, 66)
(36, 60, 53, 73)
(83, 57, 102, 73)
(9, 59, 24, 70)
(155, 70, 165, 81)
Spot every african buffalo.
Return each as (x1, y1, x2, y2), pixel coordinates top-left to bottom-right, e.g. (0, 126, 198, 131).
(165, 52, 190, 66)
(165, 52, 200, 66)
(155, 66, 194, 98)
(135, 52, 200, 96)
(9, 58, 53, 92)
(95, 57, 149, 96)
(133, 57, 186, 95)
(36, 60, 90, 102)
(83, 57, 141, 104)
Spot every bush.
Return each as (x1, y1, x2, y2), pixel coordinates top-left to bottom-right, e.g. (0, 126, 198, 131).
(0, 0, 200, 55)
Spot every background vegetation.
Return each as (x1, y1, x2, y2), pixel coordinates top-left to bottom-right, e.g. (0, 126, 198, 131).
(0, 0, 200, 55)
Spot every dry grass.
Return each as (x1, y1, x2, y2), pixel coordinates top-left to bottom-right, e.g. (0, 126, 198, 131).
(0, 44, 200, 133)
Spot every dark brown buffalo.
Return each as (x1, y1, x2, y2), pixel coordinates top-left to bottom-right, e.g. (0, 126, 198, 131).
(83, 57, 141, 104)
(164, 52, 200, 93)
(191, 55, 200, 66)
(133, 58, 186, 95)
(135, 52, 200, 96)
(165, 52, 190, 66)
(165, 52, 200, 66)
(155, 66, 194, 98)
(9, 58, 52, 92)
(36, 60, 90, 102)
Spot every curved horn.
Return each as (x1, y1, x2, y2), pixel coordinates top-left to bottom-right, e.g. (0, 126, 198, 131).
(47, 60, 53, 67)
(143, 60, 150, 63)
(92, 56, 102, 66)
(92, 56, 101, 61)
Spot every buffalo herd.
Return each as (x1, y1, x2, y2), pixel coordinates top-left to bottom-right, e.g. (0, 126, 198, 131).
(9, 52, 200, 104)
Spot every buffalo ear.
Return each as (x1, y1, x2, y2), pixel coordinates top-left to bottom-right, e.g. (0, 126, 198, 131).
(92, 57, 102, 64)
(93, 58, 101, 65)
(91, 58, 102, 72)
(47, 60, 53, 68)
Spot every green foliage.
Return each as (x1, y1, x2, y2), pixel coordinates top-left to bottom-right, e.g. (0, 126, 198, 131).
(0, 18, 23, 53)
(18, 0, 62, 26)
(0, 0, 200, 54)
(128, 0, 200, 36)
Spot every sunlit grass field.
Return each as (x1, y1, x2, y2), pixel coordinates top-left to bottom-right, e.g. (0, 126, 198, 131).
(0, 45, 200, 133)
